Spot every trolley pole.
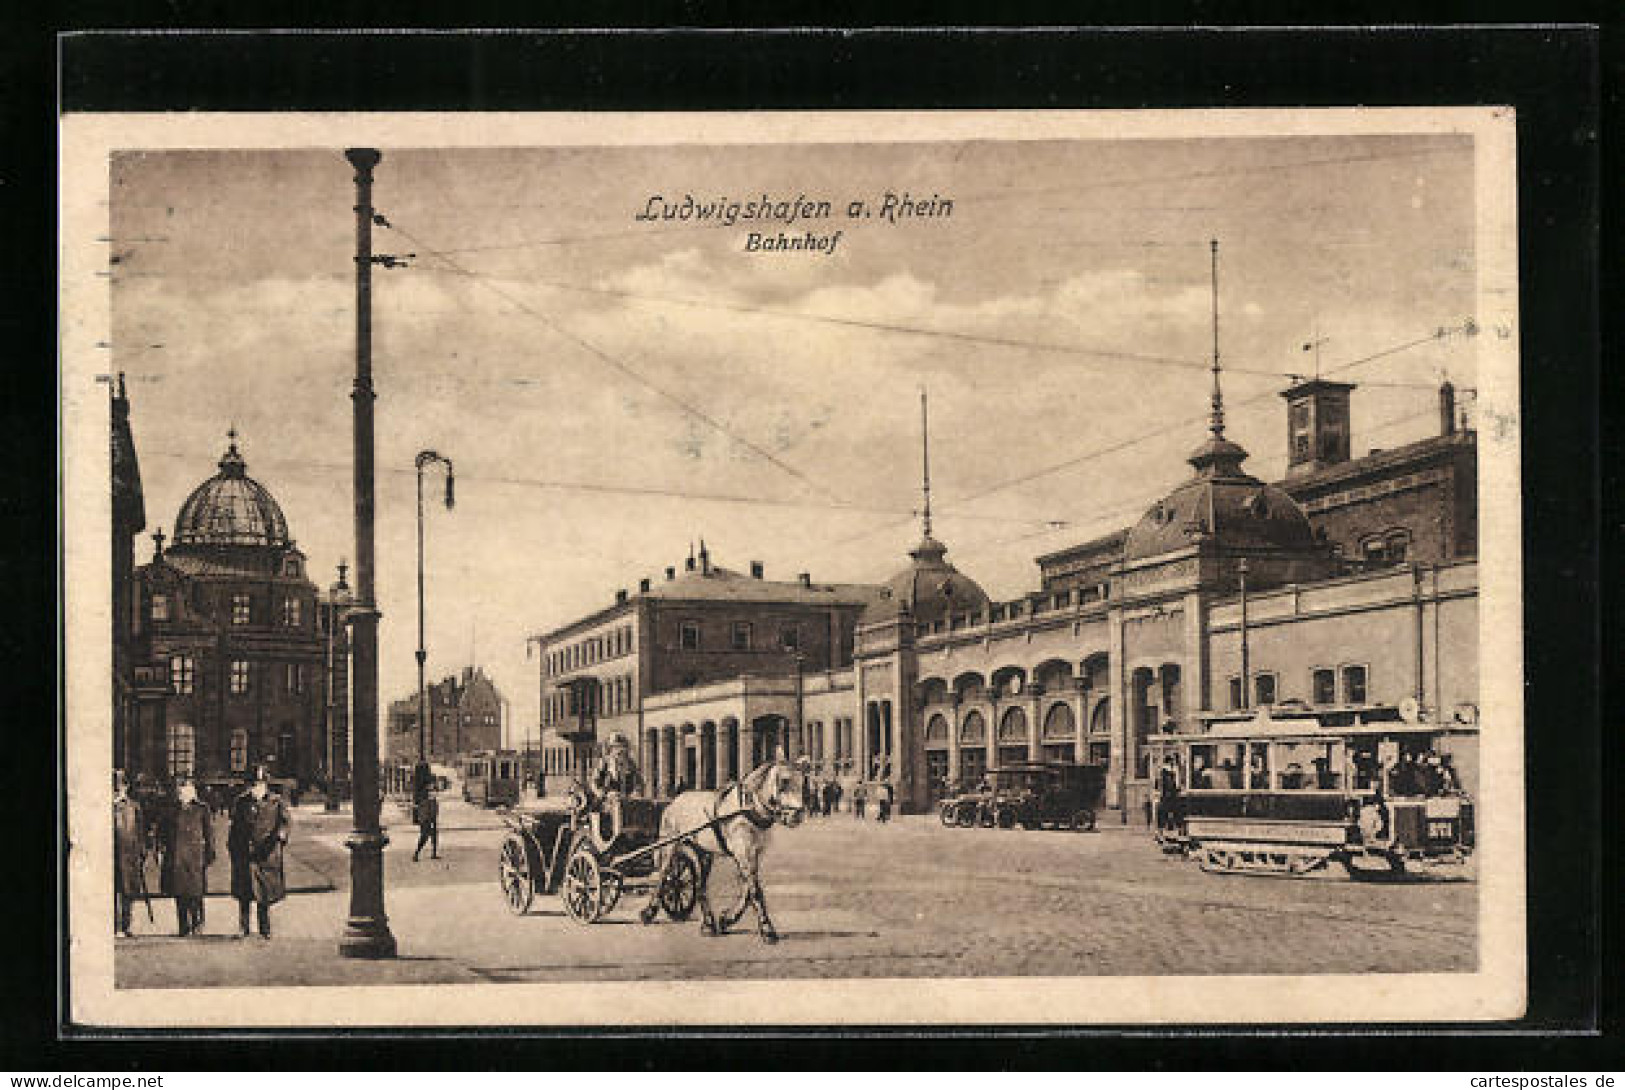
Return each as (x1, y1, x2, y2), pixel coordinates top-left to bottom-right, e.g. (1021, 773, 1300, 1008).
(415, 449, 455, 762)
(339, 147, 396, 960)
(1237, 558, 1251, 711)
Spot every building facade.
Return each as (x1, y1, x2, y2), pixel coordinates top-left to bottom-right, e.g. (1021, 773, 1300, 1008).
(126, 435, 348, 792)
(386, 666, 505, 763)
(534, 379, 1479, 818)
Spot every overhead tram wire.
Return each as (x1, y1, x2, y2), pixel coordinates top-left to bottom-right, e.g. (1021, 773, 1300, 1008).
(384, 220, 850, 509)
(828, 320, 1478, 550)
(133, 448, 1072, 529)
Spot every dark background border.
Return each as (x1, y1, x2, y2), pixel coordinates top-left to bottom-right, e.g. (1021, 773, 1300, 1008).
(6, 17, 1607, 1070)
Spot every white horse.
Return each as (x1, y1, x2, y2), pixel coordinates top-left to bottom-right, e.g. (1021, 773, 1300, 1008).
(639, 757, 808, 943)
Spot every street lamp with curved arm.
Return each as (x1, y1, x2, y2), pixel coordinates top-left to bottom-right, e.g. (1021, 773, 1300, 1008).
(415, 450, 455, 760)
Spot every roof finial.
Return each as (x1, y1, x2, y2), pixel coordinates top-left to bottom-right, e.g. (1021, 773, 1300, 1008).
(1209, 238, 1225, 440)
(920, 386, 933, 540)
(151, 526, 165, 558)
(227, 423, 239, 450)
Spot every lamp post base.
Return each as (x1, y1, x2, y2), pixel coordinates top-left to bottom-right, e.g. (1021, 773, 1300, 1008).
(339, 830, 397, 959)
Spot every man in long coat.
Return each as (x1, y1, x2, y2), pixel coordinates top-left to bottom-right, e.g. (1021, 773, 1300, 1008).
(112, 771, 147, 938)
(228, 766, 291, 939)
(160, 776, 214, 936)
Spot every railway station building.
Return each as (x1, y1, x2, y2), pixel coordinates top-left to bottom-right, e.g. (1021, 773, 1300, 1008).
(533, 376, 1479, 820)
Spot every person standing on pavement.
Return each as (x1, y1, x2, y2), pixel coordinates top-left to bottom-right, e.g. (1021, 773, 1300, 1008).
(413, 780, 440, 862)
(228, 765, 290, 939)
(112, 770, 147, 938)
(875, 779, 893, 823)
(160, 776, 214, 936)
(853, 781, 867, 820)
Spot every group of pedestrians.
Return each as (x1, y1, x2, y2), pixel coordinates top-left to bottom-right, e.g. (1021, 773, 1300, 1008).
(112, 765, 290, 940)
(850, 779, 895, 822)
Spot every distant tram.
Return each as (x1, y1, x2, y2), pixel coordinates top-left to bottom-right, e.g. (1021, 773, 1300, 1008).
(1148, 706, 1476, 878)
(461, 751, 525, 808)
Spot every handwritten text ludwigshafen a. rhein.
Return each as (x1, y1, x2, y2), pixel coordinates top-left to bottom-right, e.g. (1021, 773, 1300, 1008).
(634, 191, 953, 256)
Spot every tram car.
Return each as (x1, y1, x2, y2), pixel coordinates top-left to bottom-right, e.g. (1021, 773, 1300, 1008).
(461, 751, 525, 808)
(1147, 705, 1476, 878)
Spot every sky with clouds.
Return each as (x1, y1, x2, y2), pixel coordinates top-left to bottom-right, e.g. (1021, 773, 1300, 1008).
(109, 133, 1479, 744)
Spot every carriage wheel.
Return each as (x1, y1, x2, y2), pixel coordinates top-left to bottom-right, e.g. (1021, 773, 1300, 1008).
(1073, 809, 1097, 833)
(939, 803, 956, 827)
(659, 847, 701, 922)
(977, 805, 994, 828)
(498, 835, 534, 916)
(561, 844, 606, 924)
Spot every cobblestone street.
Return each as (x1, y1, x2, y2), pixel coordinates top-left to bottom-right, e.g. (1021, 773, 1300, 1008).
(115, 796, 1476, 989)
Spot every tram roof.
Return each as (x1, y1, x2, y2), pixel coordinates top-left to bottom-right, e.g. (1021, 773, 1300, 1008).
(1180, 709, 1478, 741)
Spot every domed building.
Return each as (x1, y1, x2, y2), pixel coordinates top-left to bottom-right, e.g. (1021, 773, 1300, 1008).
(129, 433, 348, 796)
(862, 531, 991, 628)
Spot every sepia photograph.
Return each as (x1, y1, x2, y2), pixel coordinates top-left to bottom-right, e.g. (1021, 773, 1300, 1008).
(60, 108, 1524, 1027)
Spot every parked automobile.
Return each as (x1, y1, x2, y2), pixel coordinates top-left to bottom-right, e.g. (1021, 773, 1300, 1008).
(939, 761, 1104, 831)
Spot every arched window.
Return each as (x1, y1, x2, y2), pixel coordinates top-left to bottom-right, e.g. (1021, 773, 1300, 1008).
(229, 728, 248, 773)
(997, 706, 1028, 742)
(167, 722, 195, 777)
(1089, 697, 1111, 734)
(925, 714, 949, 745)
(1042, 702, 1076, 740)
(959, 710, 986, 744)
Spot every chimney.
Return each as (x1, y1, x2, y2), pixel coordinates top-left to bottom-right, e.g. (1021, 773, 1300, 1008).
(684, 555, 696, 572)
(798, 572, 811, 587)
(699, 538, 711, 574)
(615, 589, 628, 604)
(750, 560, 764, 579)
(665, 566, 676, 581)
(638, 577, 651, 593)
(1439, 379, 1457, 436)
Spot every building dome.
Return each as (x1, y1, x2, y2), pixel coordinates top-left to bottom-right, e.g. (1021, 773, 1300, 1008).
(1122, 432, 1315, 562)
(865, 534, 992, 625)
(171, 435, 291, 548)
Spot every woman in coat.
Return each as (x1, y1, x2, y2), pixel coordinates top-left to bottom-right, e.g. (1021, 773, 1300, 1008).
(227, 766, 291, 939)
(160, 777, 215, 936)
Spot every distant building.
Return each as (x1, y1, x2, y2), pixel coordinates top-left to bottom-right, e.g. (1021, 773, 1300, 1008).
(386, 666, 504, 763)
(129, 433, 346, 791)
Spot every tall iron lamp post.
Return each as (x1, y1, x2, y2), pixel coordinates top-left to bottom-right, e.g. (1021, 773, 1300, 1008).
(323, 560, 371, 812)
(339, 147, 395, 959)
(415, 450, 455, 761)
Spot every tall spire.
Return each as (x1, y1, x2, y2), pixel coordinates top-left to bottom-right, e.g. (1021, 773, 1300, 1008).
(920, 387, 933, 540)
(1188, 238, 1250, 478)
(1208, 238, 1225, 440)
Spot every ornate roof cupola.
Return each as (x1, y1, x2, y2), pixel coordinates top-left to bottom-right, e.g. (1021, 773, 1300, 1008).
(172, 428, 292, 549)
(864, 388, 990, 626)
(1123, 241, 1322, 574)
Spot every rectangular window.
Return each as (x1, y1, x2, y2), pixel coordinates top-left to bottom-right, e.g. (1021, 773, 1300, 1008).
(169, 654, 195, 695)
(680, 621, 701, 651)
(1312, 668, 1337, 705)
(731, 622, 752, 651)
(1254, 673, 1278, 707)
(150, 594, 170, 622)
(229, 729, 248, 773)
(230, 660, 251, 696)
(1341, 665, 1368, 705)
(282, 596, 301, 627)
(285, 663, 306, 695)
(232, 593, 251, 625)
(166, 723, 196, 777)
(780, 624, 800, 651)
(1227, 676, 1244, 711)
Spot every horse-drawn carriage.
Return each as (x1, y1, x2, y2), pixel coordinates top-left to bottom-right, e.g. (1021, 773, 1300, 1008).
(496, 756, 812, 942)
(497, 793, 702, 924)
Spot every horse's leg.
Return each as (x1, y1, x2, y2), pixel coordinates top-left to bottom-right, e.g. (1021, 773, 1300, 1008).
(745, 839, 779, 944)
(717, 828, 754, 931)
(638, 817, 675, 925)
(694, 848, 721, 936)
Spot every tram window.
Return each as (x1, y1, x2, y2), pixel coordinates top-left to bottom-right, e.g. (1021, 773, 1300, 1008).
(1341, 665, 1368, 705)
(1312, 668, 1336, 705)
